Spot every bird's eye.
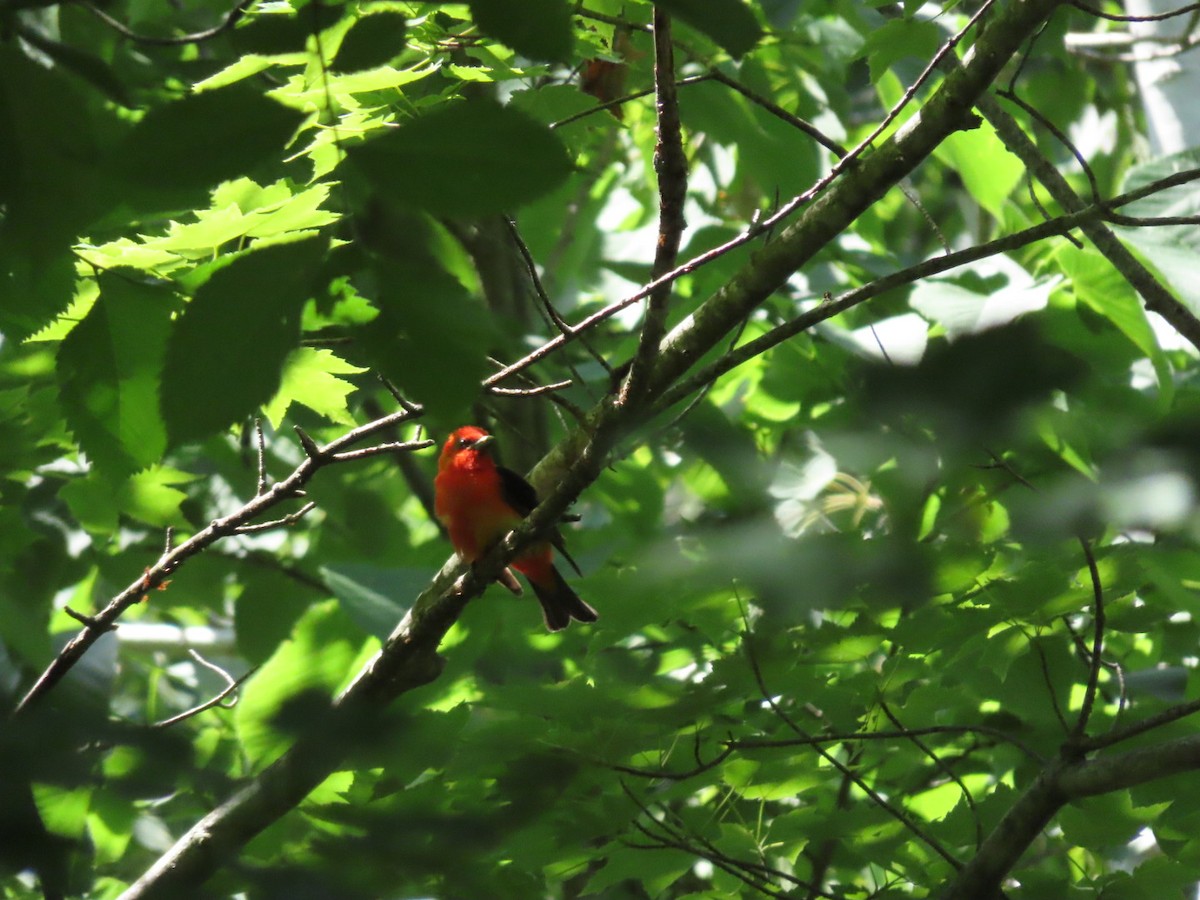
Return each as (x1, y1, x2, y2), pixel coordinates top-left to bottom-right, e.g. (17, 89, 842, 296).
(455, 437, 471, 449)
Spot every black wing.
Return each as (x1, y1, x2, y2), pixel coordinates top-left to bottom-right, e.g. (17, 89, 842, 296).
(497, 465, 583, 577)
(497, 465, 539, 517)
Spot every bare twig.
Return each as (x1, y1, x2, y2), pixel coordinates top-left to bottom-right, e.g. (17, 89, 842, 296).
(254, 419, 268, 496)
(82, 0, 258, 46)
(1071, 538, 1106, 742)
(487, 380, 574, 397)
(501, 217, 610, 380)
(651, 165, 1200, 413)
(621, 9, 689, 406)
(706, 68, 847, 156)
(741, 621, 963, 871)
(879, 698, 984, 849)
(1082, 696, 1200, 752)
(14, 407, 430, 717)
(329, 439, 431, 463)
(975, 92, 1200, 352)
(233, 501, 318, 534)
(1069, 0, 1200, 21)
(154, 652, 259, 729)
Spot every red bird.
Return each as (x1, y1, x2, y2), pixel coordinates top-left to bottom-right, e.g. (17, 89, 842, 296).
(434, 426, 598, 631)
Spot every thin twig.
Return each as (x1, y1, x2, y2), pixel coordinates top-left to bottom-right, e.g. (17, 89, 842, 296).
(740, 614, 964, 871)
(621, 9, 689, 407)
(1030, 632, 1070, 733)
(879, 697, 983, 849)
(1081, 696, 1200, 752)
(329, 439, 432, 463)
(154, 653, 260, 729)
(487, 380, 574, 397)
(233, 501, 318, 534)
(501, 217, 611, 380)
(1069, 0, 1200, 22)
(998, 90, 1101, 204)
(651, 165, 1200, 413)
(14, 406, 430, 717)
(82, 0, 258, 46)
(1072, 538, 1106, 742)
(254, 419, 268, 497)
(706, 68, 847, 157)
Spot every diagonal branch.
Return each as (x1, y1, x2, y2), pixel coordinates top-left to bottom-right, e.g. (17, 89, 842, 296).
(973, 91, 1200, 352)
(645, 0, 1070, 398)
(13, 408, 430, 718)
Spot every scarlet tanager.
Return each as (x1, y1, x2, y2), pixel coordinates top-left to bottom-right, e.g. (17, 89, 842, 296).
(434, 426, 598, 631)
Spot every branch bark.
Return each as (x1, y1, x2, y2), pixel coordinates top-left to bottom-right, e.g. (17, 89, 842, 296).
(13, 411, 429, 718)
(973, 91, 1200, 351)
(940, 734, 1200, 899)
(647, 0, 1070, 395)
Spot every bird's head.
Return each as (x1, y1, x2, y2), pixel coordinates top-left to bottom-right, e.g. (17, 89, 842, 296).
(439, 425, 496, 471)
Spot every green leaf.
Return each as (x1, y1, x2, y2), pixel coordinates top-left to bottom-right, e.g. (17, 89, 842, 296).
(160, 237, 326, 446)
(934, 118, 1024, 219)
(357, 255, 494, 418)
(1113, 147, 1200, 312)
(655, 0, 762, 58)
(0, 46, 111, 337)
(331, 11, 409, 72)
(321, 565, 425, 641)
(262, 347, 365, 428)
(235, 600, 368, 768)
(861, 17, 940, 83)
(347, 99, 573, 216)
(57, 273, 176, 477)
(1055, 242, 1170, 401)
(909, 276, 1051, 340)
(468, 0, 573, 62)
(108, 85, 307, 212)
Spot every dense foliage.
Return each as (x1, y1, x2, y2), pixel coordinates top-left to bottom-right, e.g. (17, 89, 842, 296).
(3, 0, 1200, 898)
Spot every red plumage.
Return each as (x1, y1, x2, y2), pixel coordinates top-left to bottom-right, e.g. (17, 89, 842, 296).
(434, 426, 597, 631)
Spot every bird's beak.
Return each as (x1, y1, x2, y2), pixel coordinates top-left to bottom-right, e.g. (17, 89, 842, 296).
(471, 434, 495, 451)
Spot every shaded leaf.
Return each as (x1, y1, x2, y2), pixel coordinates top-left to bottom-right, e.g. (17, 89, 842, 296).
(331, 11, 409, 72)
(347, 99, 573, 216)
(57, 273, 176, 477)
(468, 0, 573, 62)
(108, 85, 307, 213)
(656, 0, 762, 58)
(160, 238, 326, 446)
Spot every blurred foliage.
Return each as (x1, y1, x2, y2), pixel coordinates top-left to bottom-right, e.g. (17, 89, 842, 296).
(2, 0, 1200, 898)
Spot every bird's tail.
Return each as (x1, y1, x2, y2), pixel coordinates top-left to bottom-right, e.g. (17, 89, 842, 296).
(529, 565, 598, 632)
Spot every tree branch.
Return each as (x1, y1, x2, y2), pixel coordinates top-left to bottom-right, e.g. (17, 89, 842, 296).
(13, 408, 429, 718)
(620, 9, 688, 406)
(974, 91, 1200, 352)
(645, 0, 1070, 398)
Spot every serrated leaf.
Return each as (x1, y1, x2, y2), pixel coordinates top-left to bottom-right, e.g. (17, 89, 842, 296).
(0, 47, 110, 337)
(262, 347, 365, 428)
(469, 0, 573, 62)
(655, 0, 762, 58)
(56, 273, 175, 477)
(108, 85, 307, 210)
(331, 11, 408, 72)
(357, 257, 494, 418)
(347, 99, 572, 216)
(160, 238, 326, 446)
